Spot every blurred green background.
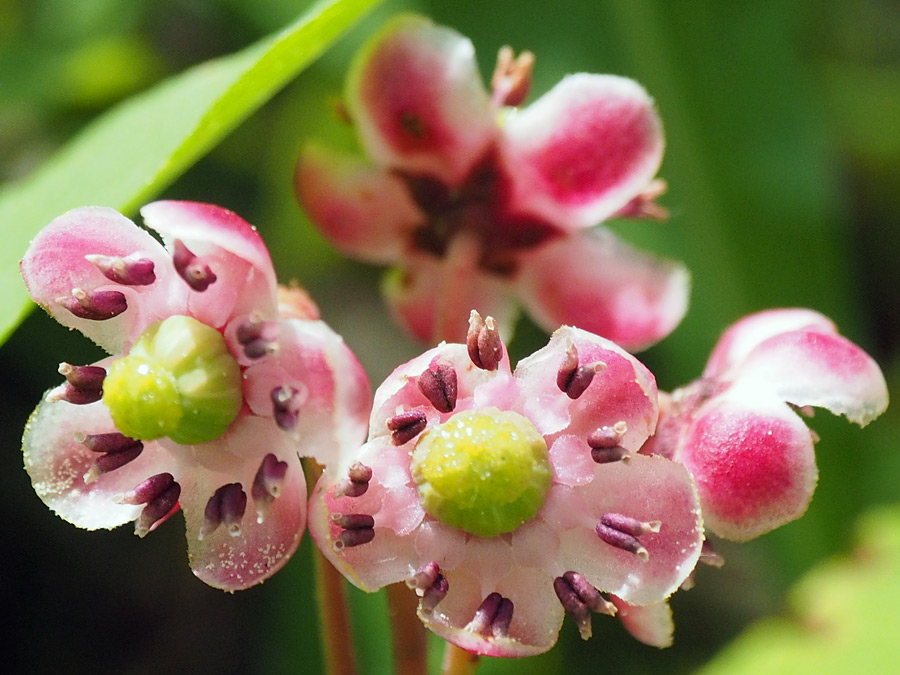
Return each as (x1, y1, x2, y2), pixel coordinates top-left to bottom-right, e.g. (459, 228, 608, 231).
(2, 0, 898, 673)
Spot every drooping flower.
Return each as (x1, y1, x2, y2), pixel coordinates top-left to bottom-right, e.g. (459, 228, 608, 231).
(20, 201, 371, 590)
(644, 308, 889, 541)
(308, 312, 703, 656)
(295, 14, 688, 351)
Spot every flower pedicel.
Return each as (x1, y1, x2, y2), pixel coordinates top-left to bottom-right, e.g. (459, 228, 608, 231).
(20, 201, 371, 590)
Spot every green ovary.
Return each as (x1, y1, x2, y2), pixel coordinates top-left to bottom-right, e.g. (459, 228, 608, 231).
(410, 408, 552, 538)
(102, 315, 243, 445)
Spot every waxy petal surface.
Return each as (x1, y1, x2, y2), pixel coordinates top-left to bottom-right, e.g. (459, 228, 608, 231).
(515, 230, 689, 352)
(502, 74, 664, 229)
(346, 15, 495, 184)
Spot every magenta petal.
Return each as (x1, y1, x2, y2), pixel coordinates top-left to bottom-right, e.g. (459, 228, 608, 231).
(181, 418, 307, 590)
(676, 394, 818, 541)
(547, 455, 703, 605)
(704, 308, 838, 379)
(515, 230, 689, 351)
(733, 329, 889, 426)
(502, 74, 664, 229)
(22, 389, 172, 530)
(383, 254, 518, 345)
(20, 206, 182, 353)
(140, 201, 279, 327)
(346, 15, 495, 184)
(610, 597, 674, 648)
(295, 145, 423, 264)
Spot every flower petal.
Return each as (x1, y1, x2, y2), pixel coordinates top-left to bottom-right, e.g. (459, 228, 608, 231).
(703, 308, 838, 379)
(346, 14, 495, 184)
(515, 229, 689, 351)
(181, 417, 307, 590)
(294, 145, 423, 264)
(732, 330, 888, 427)
(20, 206, 183, 353)
(383, 254, 518, 345)
(140, 201, 279, 327)
(676, 393, 818, 541)
(22, 390, 173, 530)
(546, 455, 703, 605)
(610, 597, 674, 648)
(502, 74, 664, 228)
(514, 325, 658, 446)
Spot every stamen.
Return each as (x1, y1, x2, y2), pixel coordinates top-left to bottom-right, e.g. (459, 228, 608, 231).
(466, 310, 503, 371)
(76, 431, 144, 484)
(85, 254, 156, 286)
(613, 178, 669, 220)
(50, 363, 106, 404)
(699, 540, 725, 568)
(407, 561, 441, 591)
(596, 513, 660, 562)
(491, 45, 535, 107)
(386, 408, 428, 445)
(554, 572, 616, 640)
(271, 386, 302, 431)
(58, 288, 127, 320)
(562, 571, 616, 616)
(420, 573, 449, 614)
(121, 473, 181, 538)
(172, 239, 217, 291)
(252, 453, 288, 523)
(200, 483, 247, 539)
(466, 592, 514, 636)
(117, 472, 176, 505)
(557, 341, 606, 399)
(331, 512, 376, 550)
(587, 422, 630, 464)
(417, 358, 458, 413)
(334, 461, 373, 498)
(236, 317, 280, 359)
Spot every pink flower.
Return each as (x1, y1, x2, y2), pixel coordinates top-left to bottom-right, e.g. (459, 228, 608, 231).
(20, 201, 371, 590)
(645, 308, 889, 541)
(308, 313, 703, 656)
(295, 14, 688, 351)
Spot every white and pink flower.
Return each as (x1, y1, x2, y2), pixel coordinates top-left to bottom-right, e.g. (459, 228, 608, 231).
(20, 201, 371, 590)
(308, 313, 703, 656)
(645, 308, 889, 541)
(295, 14, 688, 350)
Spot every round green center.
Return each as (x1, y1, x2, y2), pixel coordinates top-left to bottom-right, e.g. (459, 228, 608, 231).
(102, 315, 242, 445)
(410, 408, 552, 538)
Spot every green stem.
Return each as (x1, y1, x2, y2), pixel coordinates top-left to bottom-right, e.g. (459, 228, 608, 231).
(386, 583, 428, 675)
(441, 642, 480, 675)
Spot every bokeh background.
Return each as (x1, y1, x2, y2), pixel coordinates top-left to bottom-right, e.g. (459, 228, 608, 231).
(2, 0, 898, 673)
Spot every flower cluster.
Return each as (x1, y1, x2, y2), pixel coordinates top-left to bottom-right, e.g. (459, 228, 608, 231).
(295, 14, 688, 350)
(20, 201, 371, 589)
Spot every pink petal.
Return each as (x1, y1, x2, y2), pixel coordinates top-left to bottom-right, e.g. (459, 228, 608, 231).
(346, 15, 496, 184)
(546, 455, 703, 605)
(294, 145, 423, 264)
(514, 326, 658, 446)
(239, 318, 371, 467)
(20, 206, 184, 353)
(22, 386, 174, 530)
(515, 230, 689, 351)
(732, 329, 889, 427)
(180, 417, 308, 590)
(383, 253, 518, 345)
(610, 597, 674, 648)
(502, 74, 664, 229)
(140, 201, 279, 328)
(704, 308, 837, 379)
(676, 393, 818, 541)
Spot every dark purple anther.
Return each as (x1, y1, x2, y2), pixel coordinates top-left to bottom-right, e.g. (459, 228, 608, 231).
(334, 462, 373, 498)
(491, 597, 514, 638)
(562, 571, 616, 616)
(271, 386, 302, 431)
(236, 318, 280, 359)
(417, 358, 458, 413)
(331, 512, 376, 550)
(172, 239, 217, 291)
(596, 513, 660, 562)
(587, 422, 630, 464)
(77, 431, 144, 483)
(386, 408, 428, 445)
(119, 472, 176, 505)
(59, 288, 127, 320)
(251, 453, 288, 522)
(557, 341, 606, 399)
(201, 483, 248, 539)
(466, 592, 506, 635)
(407, 561, 441, 591)
(85, 254, 156, 286)
(131, 476, 181, 538)
(52, 363, 106, 404)
(420, 573, 449, 614)
(600, 513, 661, 537)
(466, 310, 503, 371)
(554, 571, 616, 640)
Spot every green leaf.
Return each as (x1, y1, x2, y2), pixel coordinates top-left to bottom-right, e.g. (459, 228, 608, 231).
(0, 0, 381, 346)
(698, 506, 900, 675)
